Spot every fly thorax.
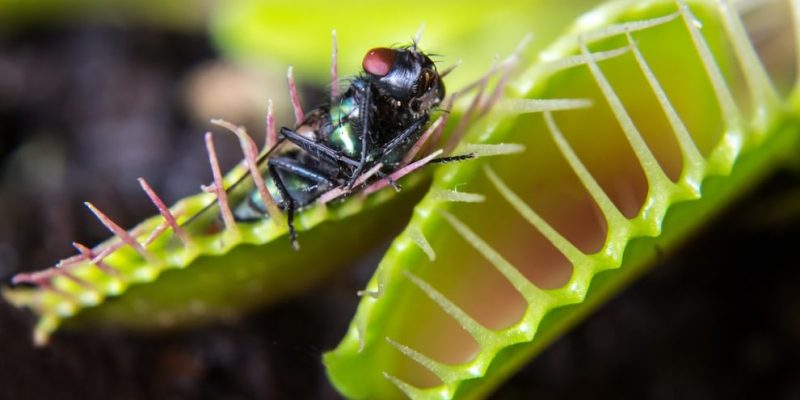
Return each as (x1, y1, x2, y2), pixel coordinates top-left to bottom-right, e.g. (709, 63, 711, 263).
(326, 96, 361, 158)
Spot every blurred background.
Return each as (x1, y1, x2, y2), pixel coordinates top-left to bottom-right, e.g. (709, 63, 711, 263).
(0, 0, 798, 398)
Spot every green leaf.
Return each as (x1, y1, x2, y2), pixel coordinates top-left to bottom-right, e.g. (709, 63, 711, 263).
(210, 0, 604, 89)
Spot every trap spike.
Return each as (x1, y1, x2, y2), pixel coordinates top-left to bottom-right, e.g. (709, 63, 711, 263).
(792, 0, 800, 95)
(478, 32, 532, 116)
(479, 69, 513, 117)
(356, 318, 367, 353)
(426, 95, 455, 156)
(510, 32, 533, 60)
(536, 45, 631, 76)
(715, 0, 782, 127)
(443, 34, 532, 152)
(581, 11, 679, 43)
(429, 188, 485, 203)
(49, 253, 88, 272)
(444, 60, 493, 155)
(625, 31, 705, 195)
(363, 150, 443, 195)
(202, 132, 239, 236)
(12, 272, 74, 300)
(266, 98, 277, 151)
(211, 119, 284, 224)
(138, 178, 192, 247)
(72, 242, 120, 277)
(579, 35, 674, 199)
(54, 268, 94, 290)
(318, 162, 384, 204)
(143, 221, 171, 247)
(356, 272, 385, 299)
(93, 241, 126, 263)
(461, 143, 525, 157)
(382, 372, 434, 400)
(676, 0, 743, 131)
(402, 269, 496, 348)
(84, 202, 159, 265)
(386, 336, 468, 383)
(439, 59, 462, 78)
(449, 56, 497, 102)
(496, 98, 593, 114)
(34, 279, 74, 300)
(441, 212, 551, 306)
(407, 224, 436, 261)
(484, 165, 589, 268)
(9, 272, 41, 286)
(400, 115, 444, 165)
(287, 66, 305, 125)
(331, 29, 339, 101)
(543, 111, 630, 242)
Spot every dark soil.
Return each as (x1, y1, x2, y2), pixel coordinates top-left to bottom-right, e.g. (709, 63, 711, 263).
(0, 25, 798, 400)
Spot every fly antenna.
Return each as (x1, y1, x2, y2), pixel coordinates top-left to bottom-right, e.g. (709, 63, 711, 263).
(287, 66, 305, 125)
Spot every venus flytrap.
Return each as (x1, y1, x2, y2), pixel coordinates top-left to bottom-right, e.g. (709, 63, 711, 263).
(1, 0, 796, 398)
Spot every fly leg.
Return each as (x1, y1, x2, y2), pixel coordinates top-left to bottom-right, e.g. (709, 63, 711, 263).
(279, 127, 360, 170)
(342, 114, 426, 193)
(380, 116, 428, 158)
(375, 170, 401, 191)
(267, 162, 299, 251)
(357, 116, 427, 193)
(428, 153, 476, 164)
(267, 156, 336, 250)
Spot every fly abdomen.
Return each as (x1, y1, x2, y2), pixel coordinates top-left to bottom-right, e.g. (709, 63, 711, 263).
(233, 153, 336, 222)
(326, 95, 362, 159)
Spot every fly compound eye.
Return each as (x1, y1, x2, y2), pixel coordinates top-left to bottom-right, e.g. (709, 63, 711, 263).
(362, 48, 395, 77)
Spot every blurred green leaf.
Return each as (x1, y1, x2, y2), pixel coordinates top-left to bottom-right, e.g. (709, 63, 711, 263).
(211, 0, 603, 88)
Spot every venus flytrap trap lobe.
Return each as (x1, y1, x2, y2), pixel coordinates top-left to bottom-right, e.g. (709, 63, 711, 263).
(2, 30, 533, 345)
(324, 0, 800, 398)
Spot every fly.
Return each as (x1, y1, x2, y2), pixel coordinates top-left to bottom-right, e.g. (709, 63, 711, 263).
(194, 41, 468, 250)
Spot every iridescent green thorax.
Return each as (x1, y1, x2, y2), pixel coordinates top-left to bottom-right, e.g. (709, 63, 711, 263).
(328, 96, 361, 158)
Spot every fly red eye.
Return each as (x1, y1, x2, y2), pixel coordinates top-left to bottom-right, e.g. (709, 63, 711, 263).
(362, 48, 395, 77)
